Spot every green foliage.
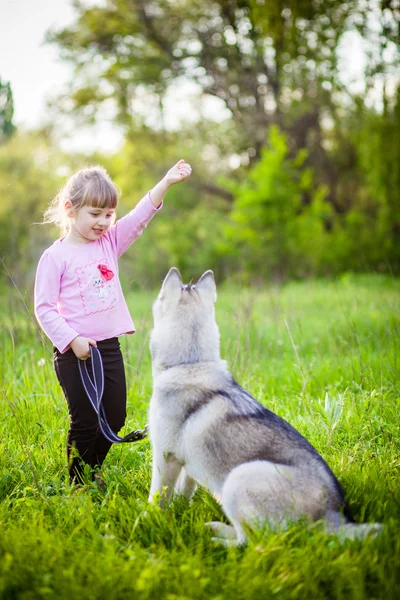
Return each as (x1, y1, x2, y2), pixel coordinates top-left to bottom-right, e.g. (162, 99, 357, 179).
(1, 276, 400, 598)
(219, 126, 332, 280)
(0, 132, 62, 283)
(215, 122, 400, 281)
(0, 78, 16, 143)
(349, 90, 400, 268)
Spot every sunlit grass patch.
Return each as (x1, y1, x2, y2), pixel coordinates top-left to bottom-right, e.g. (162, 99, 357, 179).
(0, 275, 399, 599)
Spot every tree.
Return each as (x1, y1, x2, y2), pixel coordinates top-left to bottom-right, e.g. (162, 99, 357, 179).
(0, 78, 16, 143)
(49, 1, 352, 145)
(48, 1, 399, 206)
(42, 0, 400, 279)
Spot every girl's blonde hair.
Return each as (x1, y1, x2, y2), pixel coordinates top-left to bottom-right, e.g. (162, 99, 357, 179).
(43, 165, 119, 236)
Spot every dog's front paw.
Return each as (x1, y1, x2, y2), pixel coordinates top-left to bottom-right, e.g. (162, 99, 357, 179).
(205, 521, 246, 546)
(211, 536, 242, 547)
(205, 521, 237, 540)
(148, 489, 168, 508)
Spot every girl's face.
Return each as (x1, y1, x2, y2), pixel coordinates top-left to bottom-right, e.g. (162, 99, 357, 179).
(65, 204, 116, 244)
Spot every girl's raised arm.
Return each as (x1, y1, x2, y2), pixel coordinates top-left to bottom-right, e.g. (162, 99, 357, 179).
(108, 159, 192, 258)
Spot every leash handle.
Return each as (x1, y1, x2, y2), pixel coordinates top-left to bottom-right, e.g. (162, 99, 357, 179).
(78, 346, 148, 444)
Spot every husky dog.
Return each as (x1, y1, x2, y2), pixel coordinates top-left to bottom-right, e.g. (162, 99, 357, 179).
(148, 268, 381, 545)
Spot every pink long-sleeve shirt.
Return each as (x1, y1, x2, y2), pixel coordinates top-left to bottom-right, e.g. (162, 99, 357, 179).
(35, 193, 161, 353)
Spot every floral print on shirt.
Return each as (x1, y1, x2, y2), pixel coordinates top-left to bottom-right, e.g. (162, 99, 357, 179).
(75, 258, 118, 315)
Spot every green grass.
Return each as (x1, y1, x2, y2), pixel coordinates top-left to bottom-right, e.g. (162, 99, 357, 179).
(0, 274, 399, 599)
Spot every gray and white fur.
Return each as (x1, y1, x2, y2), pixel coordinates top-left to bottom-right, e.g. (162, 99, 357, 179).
(148, 268, 381, 545)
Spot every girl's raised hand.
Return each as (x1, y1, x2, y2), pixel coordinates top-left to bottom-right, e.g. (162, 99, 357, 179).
(165, 159, 192, 185)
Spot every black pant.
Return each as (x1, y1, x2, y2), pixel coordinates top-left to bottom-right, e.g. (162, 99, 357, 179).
(54, 337, 126, 483)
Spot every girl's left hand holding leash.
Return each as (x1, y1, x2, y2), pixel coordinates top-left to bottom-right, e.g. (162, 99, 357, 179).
(164, 159, 192, 185)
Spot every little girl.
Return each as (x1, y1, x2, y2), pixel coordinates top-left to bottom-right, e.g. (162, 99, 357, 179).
(35, 159, 192, 484)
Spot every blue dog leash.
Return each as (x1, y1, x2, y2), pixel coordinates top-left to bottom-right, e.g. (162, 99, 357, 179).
(78, 346, 148, 444)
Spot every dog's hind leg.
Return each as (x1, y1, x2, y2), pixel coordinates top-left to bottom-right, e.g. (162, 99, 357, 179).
(221, 461, 307, 544)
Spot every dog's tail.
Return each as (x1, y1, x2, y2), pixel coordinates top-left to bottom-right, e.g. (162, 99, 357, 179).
(338, 522, 383, 540)
(326, 511, 383, 541)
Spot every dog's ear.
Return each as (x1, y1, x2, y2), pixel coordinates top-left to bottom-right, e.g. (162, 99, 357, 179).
(196, 270, 217, 304)
(158, 267, 183, 307)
